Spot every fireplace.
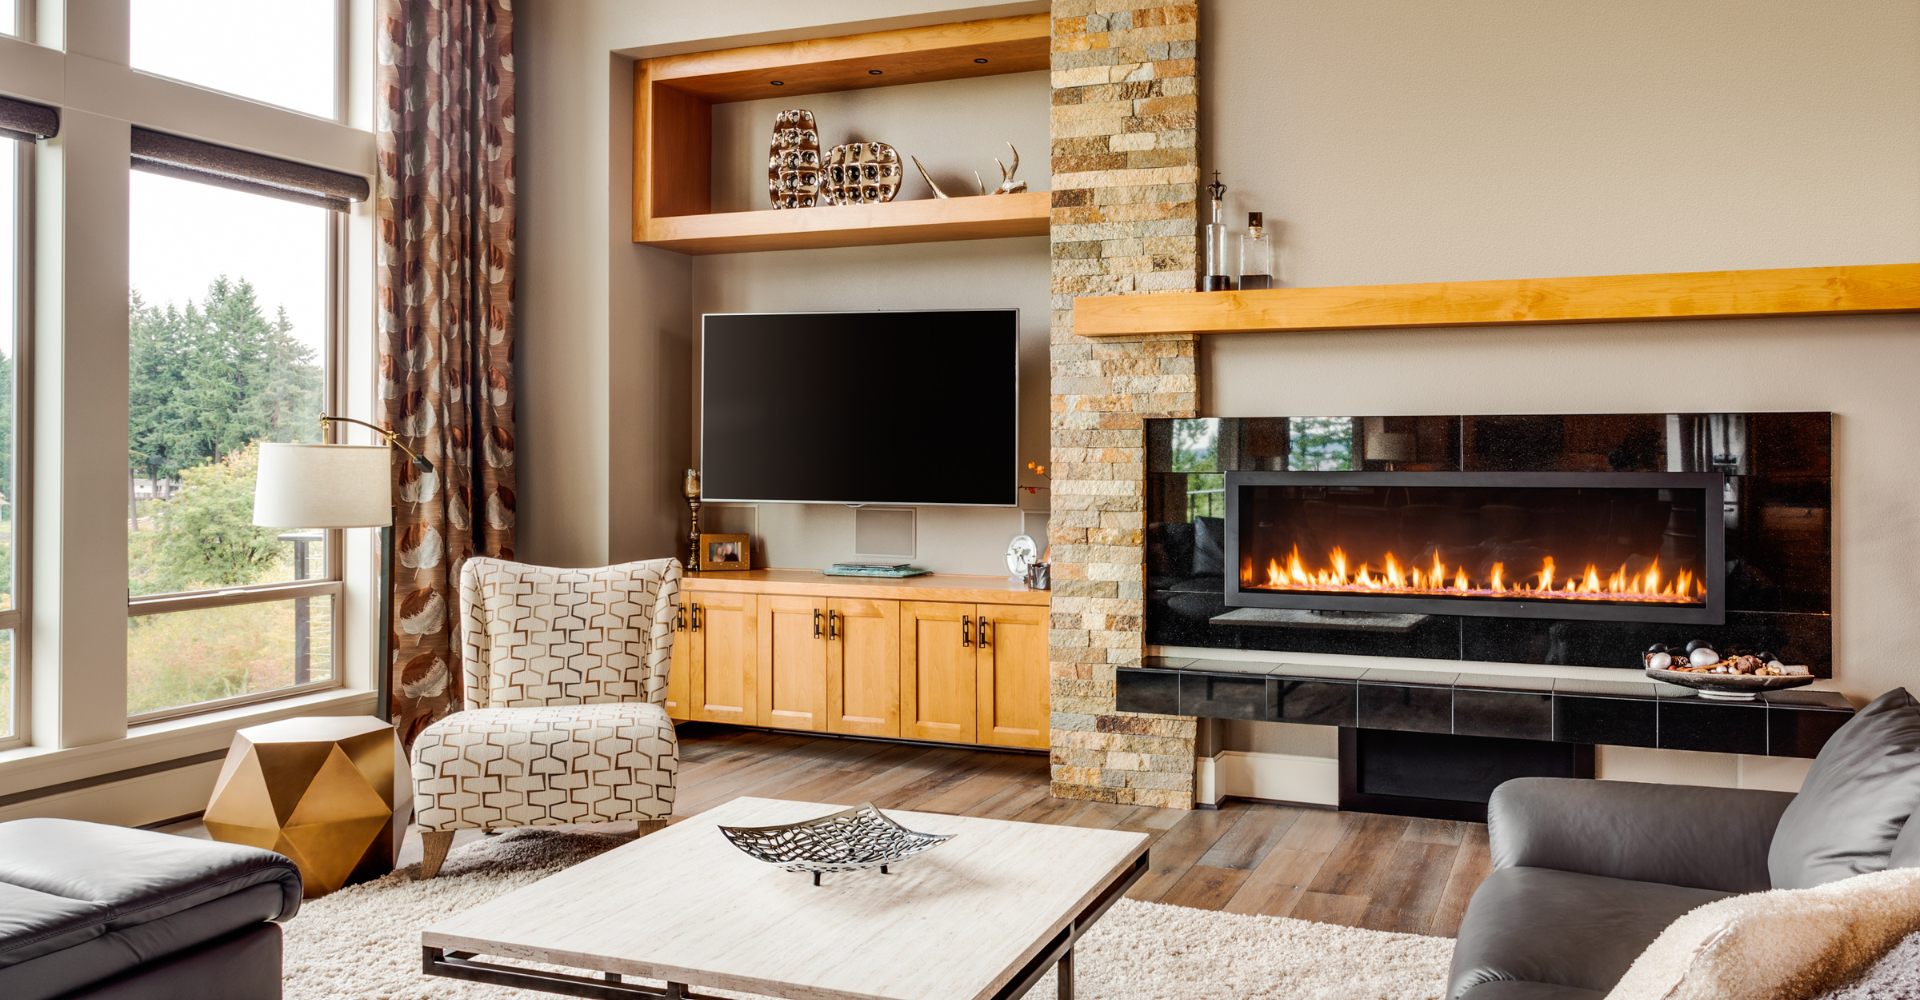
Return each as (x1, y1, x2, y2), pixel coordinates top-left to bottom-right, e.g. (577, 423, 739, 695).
(1225, 471, 1726, 625)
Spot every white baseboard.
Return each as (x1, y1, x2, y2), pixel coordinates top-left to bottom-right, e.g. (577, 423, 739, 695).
(1196, 750, 1339, 807)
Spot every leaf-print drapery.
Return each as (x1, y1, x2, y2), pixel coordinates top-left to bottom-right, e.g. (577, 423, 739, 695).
(376, 0, 516, 747)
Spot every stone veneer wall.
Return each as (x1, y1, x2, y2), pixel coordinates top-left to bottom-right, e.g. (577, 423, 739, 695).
(1046, 0, 1202, 808)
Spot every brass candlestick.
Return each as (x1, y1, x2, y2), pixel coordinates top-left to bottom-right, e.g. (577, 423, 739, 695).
(683, 469, 701, 572)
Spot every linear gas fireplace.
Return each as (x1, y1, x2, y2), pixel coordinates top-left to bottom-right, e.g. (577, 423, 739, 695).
(1225, 471, 1726, 624)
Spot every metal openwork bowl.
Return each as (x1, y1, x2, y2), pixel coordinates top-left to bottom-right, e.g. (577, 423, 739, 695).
(1645, 666, 1816, 701)
(718, 802, 954, 885)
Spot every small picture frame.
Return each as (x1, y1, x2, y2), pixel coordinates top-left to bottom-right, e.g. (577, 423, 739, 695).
(699, 533, 752, 572)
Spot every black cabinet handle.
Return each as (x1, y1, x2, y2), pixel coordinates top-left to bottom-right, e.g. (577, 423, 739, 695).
(692, 604, 702, 632)
(675, 604, 685, 631)
(962, 615, 973, 648)
(978, 618, 991, 648)
(813, 609, 823, 639)
(828, 610, 840, 640)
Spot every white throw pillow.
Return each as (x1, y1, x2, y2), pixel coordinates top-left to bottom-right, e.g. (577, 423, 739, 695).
(1605, 866, 1920, 1000)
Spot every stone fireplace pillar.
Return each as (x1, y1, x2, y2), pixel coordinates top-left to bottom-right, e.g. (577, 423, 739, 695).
(1046, 0, 1202, 808)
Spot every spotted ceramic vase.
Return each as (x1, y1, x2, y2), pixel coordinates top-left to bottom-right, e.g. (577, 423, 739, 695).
(822, 142, 902, 206)
(768, 110, 822, 209)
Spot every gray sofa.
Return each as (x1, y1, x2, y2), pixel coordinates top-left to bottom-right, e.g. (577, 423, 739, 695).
(1448, 687, 1920, 1000)
(0, 818, 302, 1000)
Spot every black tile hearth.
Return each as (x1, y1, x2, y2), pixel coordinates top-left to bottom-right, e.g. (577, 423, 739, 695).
(1115, 660, 1852, 757)
(1180, 672, 1270, 720)
(1114, 666, 1180, 716)
(1272, 678, 1358, 726)
(1659, 698, 1768, 756)
(1555, 695, 1658, 748)
(1358, 670, 1455, 734)
(1453, 684, 1554, 741)
(1764, 690, 1855, 757)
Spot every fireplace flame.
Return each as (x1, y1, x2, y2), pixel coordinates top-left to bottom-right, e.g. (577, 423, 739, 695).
(1249, 546, 1702, 604)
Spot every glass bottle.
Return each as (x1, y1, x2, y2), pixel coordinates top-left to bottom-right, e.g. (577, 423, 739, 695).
(1202, 172, 1233, 291)
(1240, 212, 1272, 290)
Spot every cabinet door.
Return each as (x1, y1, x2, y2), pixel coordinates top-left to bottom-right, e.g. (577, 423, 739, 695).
(900, 602, 977, 743)
(665, 596, 692, 721)
(975, 604, 1050, 749)
(692, 592, 758, 725)
(826, 598, 899, 737)
(758, 595, 828, 731)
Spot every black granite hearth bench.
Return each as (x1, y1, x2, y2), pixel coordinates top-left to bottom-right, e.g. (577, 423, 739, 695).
(1116, 656, 1855, 758)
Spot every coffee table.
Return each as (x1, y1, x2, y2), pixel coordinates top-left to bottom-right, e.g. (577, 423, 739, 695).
(422, 796, 1150, 1000)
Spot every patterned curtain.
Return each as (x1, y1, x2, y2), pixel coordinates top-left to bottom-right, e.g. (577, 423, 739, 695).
(376, 0, 517, 746)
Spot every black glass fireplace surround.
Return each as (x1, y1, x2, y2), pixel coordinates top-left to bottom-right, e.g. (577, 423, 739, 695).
(1145, 413, 1832, 674)
(1226, 471, 1726, 625)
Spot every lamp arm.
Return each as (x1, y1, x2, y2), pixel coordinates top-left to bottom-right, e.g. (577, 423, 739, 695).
(321, 415, 435, 472)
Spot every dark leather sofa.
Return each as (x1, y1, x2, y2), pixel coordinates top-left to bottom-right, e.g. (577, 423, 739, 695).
(0, 818, 302, 1000)
(1448, 688, 1920, 999)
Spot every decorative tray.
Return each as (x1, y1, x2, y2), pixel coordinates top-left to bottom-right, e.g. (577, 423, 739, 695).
(1641, 641, 1814, 700)
(1645, 667, 1816, 700)
(718, 802, 954, 885)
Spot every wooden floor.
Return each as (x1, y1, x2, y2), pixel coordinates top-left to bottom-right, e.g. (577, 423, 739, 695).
(668, 725, 1490, 937)
(164, 723, 1492, 938)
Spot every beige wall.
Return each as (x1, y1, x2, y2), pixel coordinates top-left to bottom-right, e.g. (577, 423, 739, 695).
(1200, 0, 1920, 708)
(515, 1, 1050, 569)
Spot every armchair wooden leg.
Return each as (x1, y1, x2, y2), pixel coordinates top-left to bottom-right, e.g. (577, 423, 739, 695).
(637, 819, 667, 838)
(419, 831, 456, 879)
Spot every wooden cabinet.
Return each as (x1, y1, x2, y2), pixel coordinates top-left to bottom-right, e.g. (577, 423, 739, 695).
(826, 598, 899, 737)
(666, 598, 692, 720)
(757, 596, 828, 731)
(684, 592, 758, 726)
(900, 602, 978, 743)
(673, 571, 1049, 751)
(975, 604, 1050, 749)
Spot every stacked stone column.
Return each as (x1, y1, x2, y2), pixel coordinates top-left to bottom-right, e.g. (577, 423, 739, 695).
(1046, 1, 1201, 808)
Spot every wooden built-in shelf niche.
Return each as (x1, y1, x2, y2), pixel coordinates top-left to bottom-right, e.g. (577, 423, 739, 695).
(633, 14, 1052, 255)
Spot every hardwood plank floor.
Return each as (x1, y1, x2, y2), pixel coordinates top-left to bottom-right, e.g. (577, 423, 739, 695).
(160, 724, 1491, 938)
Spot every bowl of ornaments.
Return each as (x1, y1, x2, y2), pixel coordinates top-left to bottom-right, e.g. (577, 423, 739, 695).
(1643, 640, 1815, 700)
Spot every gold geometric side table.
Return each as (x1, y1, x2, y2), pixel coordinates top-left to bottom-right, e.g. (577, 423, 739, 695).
(204, 716, 412, 897)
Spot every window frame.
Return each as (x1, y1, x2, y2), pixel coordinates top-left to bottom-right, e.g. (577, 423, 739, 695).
(0, 136, 31, 750)
(123, 203, 349, 725)
(127, 0, 347, 125)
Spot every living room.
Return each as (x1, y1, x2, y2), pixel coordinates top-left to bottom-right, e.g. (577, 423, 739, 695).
(1, 1, 1918, 998)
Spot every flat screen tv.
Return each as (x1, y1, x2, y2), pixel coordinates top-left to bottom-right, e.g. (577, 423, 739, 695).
(701, 310, 1019, 506)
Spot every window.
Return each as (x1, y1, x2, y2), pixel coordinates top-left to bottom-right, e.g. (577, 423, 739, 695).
(127, 170, 341, 720)
(130, 0, 339, 120)
(1, 1, 15, 37)
(0, 139, 20, 742)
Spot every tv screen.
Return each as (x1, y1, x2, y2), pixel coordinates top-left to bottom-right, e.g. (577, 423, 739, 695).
(701, 310, 1019, 506)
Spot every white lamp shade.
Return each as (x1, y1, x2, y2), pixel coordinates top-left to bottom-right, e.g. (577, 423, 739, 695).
(253, 443, 393, 528)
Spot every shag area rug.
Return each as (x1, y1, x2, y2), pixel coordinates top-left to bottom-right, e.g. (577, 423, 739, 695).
(285, 827, 1455, 1000)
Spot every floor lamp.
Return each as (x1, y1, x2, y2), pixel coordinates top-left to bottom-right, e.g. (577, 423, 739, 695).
(253, 420, 434, 723)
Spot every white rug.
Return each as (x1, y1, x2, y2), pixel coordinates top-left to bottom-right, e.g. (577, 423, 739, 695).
(285, 826, 1455, 1000)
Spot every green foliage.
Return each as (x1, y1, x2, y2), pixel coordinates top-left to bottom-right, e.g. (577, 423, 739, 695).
(138, 443, 289, 595)
(129, 279, 322, 483)
(0, 348, 13, 497)
(127, 599, 330, 716)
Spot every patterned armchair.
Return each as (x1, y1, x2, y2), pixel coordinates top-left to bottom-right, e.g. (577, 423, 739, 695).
(410, 556, 681, 878)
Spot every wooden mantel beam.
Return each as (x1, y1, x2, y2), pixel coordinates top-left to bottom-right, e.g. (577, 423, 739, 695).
(1072, 263, 1920, 337)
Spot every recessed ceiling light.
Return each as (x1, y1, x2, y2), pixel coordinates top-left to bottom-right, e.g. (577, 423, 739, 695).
(770, 80, 784, 86)
(869, 69, 883, 75)
(974, 58, 988, 64)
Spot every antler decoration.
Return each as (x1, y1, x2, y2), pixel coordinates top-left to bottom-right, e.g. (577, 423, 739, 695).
(911, 156, 952, 199)
(913, 144, 1027, 199)
(992, 143, 1026, 195)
